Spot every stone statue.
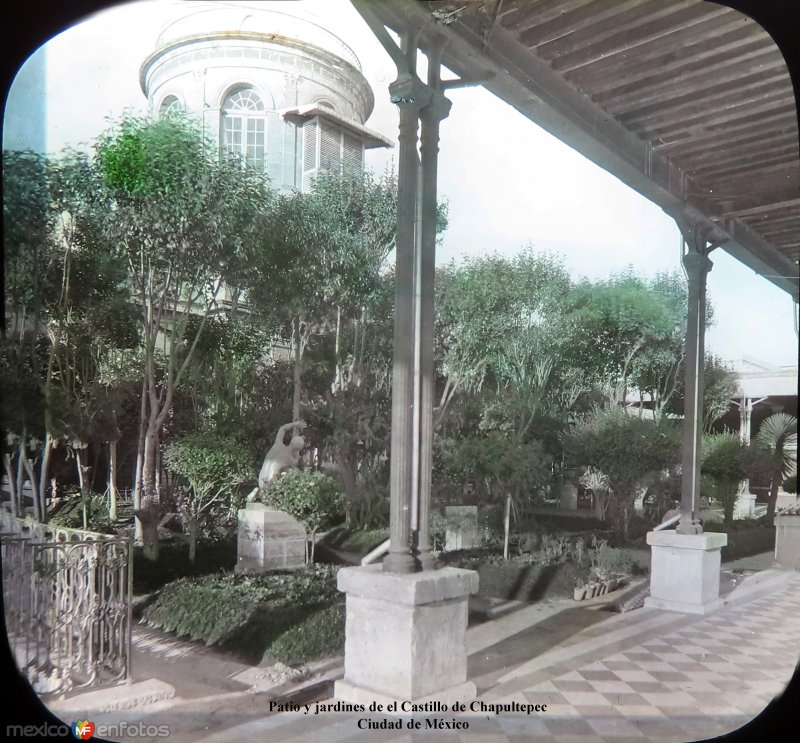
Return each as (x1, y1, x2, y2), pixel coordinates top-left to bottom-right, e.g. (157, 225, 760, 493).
(248, 421, 307, 502)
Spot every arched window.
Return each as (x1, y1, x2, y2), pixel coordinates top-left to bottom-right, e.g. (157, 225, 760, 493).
(159, 95, 183, 117)
(221, 88, 266, 171)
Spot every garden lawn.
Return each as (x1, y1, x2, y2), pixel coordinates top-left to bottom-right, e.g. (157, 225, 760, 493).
(141, 564, 344, 666)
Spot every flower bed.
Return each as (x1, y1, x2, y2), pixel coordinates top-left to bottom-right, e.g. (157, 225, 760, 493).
(445, 533, 638, 602)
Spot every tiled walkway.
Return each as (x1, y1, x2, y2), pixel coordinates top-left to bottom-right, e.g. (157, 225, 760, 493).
(200, 570, 800, 743)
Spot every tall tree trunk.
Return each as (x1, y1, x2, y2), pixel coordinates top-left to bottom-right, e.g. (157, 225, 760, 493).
(309, 527, 317, 564)
(292, 318, 302, 423)
(20, 438, 41, 522)
(155, 432, 162, 505)
(15, 442, 25, 517)
(766, 477, 780, 520)
(136, 428, 161, 560)
(594, 490, 606, 521)
(188, 513, 197, 564)
(75, 446, 89, 530)
(4, 452, 18, 518)
(37, 432, 53, 523)
(133, 379, 148, 541)
(108, 440, 118, 521)
(503, 492, 511, 560)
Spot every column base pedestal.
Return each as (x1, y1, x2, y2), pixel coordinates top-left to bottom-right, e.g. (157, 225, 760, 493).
(334, 680, 477, 708)
(335, 564, 478, 703)
(645, 530, 727, 615)
(644, 596, 725, 615)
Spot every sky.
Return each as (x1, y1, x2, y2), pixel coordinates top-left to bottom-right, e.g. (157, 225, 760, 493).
(4, 0, 799, 367)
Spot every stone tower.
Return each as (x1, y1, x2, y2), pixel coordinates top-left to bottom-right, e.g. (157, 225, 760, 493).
(140, 1, 390, 192)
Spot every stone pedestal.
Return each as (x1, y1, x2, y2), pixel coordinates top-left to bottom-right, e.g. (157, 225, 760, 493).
(735, 480, 757, 519)
(334, 564, 478, 704)
(775, 489, 798, 512)
(559, 482, 578, 511)
(645, 530, 727, 614)
(444, 505, 479, 551)
(236, 503, 306, 574)
(774, 515, 800, 570)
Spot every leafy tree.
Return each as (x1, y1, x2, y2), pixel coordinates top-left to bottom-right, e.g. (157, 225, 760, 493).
(263, 469, 346, 562)
(164, 432, 254, 562)
(306, 273, 395, 528)
(3, 150, 59, 519)
(438, 433, 552, 559)
(4, 149, 137, 522)
(701, 432, 749, 526)
(753, 413, 797, 518)
(700, 356, 739, 433)
(435, 249, 580, 442)
(178, 313, 276, 435)
(246, 170, 401, 423)
(561, 270, 685, 406)
(568, 406, 681, 542)
(96, 114, 272, 555)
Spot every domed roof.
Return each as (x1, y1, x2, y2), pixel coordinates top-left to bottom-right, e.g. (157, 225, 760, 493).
(154, 1, 362, 70)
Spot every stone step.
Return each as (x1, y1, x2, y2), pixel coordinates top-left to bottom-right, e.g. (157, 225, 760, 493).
(47, 678, 175, 714)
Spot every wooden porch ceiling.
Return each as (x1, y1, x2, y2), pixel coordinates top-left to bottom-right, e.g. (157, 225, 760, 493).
(353, 0, 799, 299)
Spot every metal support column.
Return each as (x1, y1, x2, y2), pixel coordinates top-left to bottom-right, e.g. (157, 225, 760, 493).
(351, 2, 484, 573)
(383, 54, 430, 574)
(413, 41, 451, 571)
(674, 218, 724, 535)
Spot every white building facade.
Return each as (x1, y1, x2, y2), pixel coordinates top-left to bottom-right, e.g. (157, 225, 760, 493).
(140, 2, 390, 192)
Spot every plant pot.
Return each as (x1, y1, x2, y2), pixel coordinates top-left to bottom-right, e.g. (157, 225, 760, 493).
(573, 586, 587, 601)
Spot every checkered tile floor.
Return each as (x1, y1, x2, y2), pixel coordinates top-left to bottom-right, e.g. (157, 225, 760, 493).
(202, 572, 800, 743)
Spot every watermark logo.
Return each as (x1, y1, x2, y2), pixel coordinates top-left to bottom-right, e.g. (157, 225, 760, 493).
(72, 721, 95, 740)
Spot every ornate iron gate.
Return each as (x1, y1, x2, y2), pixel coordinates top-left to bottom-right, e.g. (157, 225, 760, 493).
(1, 509, 132, 694)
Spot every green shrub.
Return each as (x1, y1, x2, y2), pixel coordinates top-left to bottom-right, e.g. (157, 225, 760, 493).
(567, 406, 680, 542)
(701, 432, 749, 525)
(141, 565, 340, 663)
(49, 493, 115, 534)
(264, 470, 346, 561)
(588, 536, 635, 578)
(262, 603, 345, 666)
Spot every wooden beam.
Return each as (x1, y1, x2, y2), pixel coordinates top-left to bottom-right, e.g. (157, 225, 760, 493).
(550, 7, 743, 73)
(613, 71, 791, 124)
(592, 47, 784, 106)
(693, 154, 798, 182)
(710, 162, 799, 188)
(356, 0, 799, 299)
(756, 226, 800, 240)
(573, 30, 772, 93)
(513, 0, 648, 49)
(723, 198, 800, 219)
(741, 218, 800, 233)
(642, 101, 796, 140)
(519, 0, 697, 49)
(655, 120, 797, 156)
(501, 0, 599, 33)
(670, 132, 797, 165)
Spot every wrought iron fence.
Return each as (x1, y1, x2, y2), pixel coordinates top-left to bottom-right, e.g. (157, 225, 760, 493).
(0, 508, 132, 695)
